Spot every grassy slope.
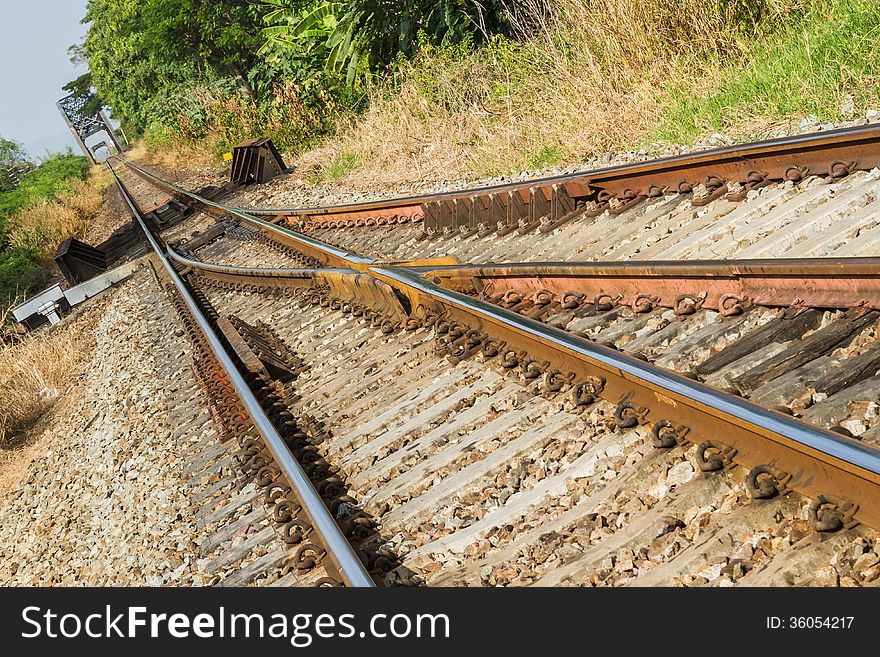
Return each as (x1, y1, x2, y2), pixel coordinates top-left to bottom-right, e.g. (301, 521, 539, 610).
(264, 0, 880, 186)
(0, 154, 105, 311)
(323, 0, 880, 181)
(658, 0, 880, 142)
(140, 1, 880, 184)
(0, 154, 91, 219)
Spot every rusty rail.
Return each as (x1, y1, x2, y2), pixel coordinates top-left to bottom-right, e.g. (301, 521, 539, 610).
(413, 259, 880, 313)
(119, 123, 880, 236)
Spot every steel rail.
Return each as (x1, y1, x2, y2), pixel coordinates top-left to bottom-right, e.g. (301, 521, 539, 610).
(168, 248, 410, 323)
(412, 257, 880, 311)
(169, 248, 352, 279)
(109, 157, 373, 268)
(109, 165, 375, 588)
(378, 265, 880, 473)
(374, 266, 880, 526)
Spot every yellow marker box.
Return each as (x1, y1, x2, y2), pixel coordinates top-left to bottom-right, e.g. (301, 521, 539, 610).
(223, 152, 233, 161)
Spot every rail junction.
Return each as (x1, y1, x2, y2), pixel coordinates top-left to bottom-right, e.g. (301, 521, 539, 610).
(91, 123, 880, 587)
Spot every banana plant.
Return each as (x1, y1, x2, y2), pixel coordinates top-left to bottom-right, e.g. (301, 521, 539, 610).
(260, 0, 510, 86)
(260, 1, 341, 63)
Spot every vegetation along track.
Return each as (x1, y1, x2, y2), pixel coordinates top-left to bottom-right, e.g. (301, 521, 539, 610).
(108, 125, 880, 587)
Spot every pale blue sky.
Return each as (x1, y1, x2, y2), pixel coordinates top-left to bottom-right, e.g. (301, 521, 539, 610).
(0, 0, 90, 158)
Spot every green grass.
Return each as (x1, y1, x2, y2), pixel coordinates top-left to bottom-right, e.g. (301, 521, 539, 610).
(0, 249, 46, 311)
(0, 152, 90, 220)
(526, 145, 564, 169)
(656, 0, 880, 143)
(309, 150, 359, 184)
(0, 152, 92, 313)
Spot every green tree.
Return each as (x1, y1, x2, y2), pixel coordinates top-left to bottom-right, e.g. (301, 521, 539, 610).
(78, 0, 511, 145)
(0, 137, 31, 194)
(140, 0, 266, 101)
(82, 0, 264, 131)
(83, 0, 202, 131)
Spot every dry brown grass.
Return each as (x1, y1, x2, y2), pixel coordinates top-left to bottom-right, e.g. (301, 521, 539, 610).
(0, 304, 103, 497)
(308, 0, 803, 184)
(127, 136, 218, 171)
(7, 166, 110, 266)
(0, 165, 110, 460)
(0, 311, 100, 448)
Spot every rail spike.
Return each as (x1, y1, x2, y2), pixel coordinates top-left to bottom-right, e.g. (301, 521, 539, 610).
(809, 495, 858, 532)
(651, 420, 688, 448)
(615, 401, 648, 430)
(694, 440, 737, 472)
(571, 376, 605, 408)
(746, 465, 791, 500)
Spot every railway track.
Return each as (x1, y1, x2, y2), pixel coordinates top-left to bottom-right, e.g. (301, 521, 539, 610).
(105, 126, 880, 587)
(129, 123, 880, 263)
(113, 171, 374, 587)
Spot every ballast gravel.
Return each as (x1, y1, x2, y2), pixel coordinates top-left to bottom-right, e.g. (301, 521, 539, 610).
(0, 275, 213, 586)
